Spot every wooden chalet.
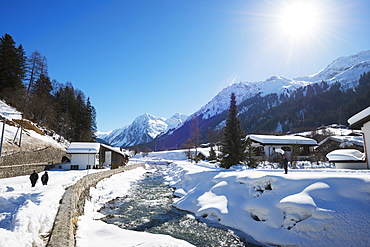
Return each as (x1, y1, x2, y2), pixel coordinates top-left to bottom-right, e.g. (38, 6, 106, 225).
(247, 134, 317, 161)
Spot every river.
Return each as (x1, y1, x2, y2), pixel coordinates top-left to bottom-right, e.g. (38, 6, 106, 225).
(99, 163, 263, 247)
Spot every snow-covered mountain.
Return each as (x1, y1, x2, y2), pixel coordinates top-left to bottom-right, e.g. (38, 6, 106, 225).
(195, 50, 370, 121)
(297, 50, 370, 88)
(100, 50, 370, 149)
(151, 50, 370, 150)
(97, 113, 188, 147)
(195, 76, 310, 120)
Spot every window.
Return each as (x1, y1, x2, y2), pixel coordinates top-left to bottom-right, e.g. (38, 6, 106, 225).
(71, 165, 79, 170)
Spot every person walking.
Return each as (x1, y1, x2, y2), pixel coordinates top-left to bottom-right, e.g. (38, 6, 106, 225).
(30, 170, 39, 187)
(283, 156, 289, 174)
(41, 171, 49, 185)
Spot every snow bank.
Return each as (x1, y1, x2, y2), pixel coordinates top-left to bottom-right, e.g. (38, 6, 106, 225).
(162, 161, 370, 247)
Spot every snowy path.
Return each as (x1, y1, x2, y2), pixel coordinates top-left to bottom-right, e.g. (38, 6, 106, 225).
(0, 168, 107, 246)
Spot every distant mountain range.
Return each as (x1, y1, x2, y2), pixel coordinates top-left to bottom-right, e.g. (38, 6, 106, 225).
(98, 50, 370, 150)
(97, 113, 188, 147)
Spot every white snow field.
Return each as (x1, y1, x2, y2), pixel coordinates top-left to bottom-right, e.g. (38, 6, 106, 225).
(1, 149, 370, 246)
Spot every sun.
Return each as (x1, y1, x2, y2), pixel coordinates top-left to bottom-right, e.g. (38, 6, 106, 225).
(278, 2, 319, 39)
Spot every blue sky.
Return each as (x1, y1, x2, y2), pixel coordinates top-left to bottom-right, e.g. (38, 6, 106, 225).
(1, 0, 370, 132)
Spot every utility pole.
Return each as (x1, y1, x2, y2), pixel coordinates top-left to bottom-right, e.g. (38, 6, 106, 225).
(13, 114, 24, 147)
(0, 117, 5, 164)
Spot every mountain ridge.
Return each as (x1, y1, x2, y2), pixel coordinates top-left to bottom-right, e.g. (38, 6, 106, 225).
(97, 113, 188, 147)
(100, 50, 370, 149)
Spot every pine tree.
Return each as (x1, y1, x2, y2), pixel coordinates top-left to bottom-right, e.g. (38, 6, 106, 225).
(246, 138, 257, 168)
(208, 146, 217, 162)
(0, 33, 26, 97)
(0, 34, 27, 115)
(28, 74, 53, 123)
(86, 97, 97, 141)
(220, 93, 247, 169)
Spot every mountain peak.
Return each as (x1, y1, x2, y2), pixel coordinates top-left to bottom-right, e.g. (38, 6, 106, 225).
(97, 113, 188, 148)
(99, 50, 370, 149)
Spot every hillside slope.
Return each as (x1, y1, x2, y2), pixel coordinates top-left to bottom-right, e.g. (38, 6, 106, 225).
(0, 100, 67, 156)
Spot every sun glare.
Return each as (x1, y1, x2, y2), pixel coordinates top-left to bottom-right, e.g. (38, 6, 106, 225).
(279, 2, 319, 39)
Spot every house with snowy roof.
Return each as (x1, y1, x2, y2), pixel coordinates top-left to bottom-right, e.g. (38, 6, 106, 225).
(347, 106, 370, 169)
(60, 142, 129, 170)
(316, 135, 364, 154)
(195, 147, 221, 161)
(247, 134, 317, 161)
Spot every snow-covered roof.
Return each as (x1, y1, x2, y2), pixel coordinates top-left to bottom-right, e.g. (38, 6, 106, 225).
(197, 148, 221, 158)
(348, 105, 370, 129)
(66, 142, 100, 154)
(317, 135, 363, 147)
(100, 143, 129, 156)
(326, 149, 365, 161)
(248, 134, 317, 146)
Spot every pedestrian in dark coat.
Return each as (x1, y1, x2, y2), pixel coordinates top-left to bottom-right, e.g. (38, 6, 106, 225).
(41, 171, 49, 185)
(30, 170, 39, 187)
(283, 156, 289, 174)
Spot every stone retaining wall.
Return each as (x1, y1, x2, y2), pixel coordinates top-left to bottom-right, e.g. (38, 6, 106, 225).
(0, 146, 68, 179)
(0, 163, 51, 179)
(47, 163, 146, 247)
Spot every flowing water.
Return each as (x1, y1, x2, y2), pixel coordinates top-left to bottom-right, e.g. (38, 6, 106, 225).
(99, 163, 262, 247)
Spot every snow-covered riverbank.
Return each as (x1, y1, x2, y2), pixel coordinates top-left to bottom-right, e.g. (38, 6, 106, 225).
(162, 160, 370, 247)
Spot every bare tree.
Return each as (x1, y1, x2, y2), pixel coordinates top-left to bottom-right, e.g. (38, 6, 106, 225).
(26, 51, 48, 95)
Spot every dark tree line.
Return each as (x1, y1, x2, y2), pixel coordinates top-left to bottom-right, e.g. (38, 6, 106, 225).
(0, 33, 96, 142)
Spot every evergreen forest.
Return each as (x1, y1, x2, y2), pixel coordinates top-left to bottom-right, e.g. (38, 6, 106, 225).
(0, 33, 96, 142)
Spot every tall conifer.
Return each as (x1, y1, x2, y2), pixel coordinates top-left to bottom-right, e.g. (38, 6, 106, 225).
(0, 34, 26, 93)
(220, 93, 247, 168)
